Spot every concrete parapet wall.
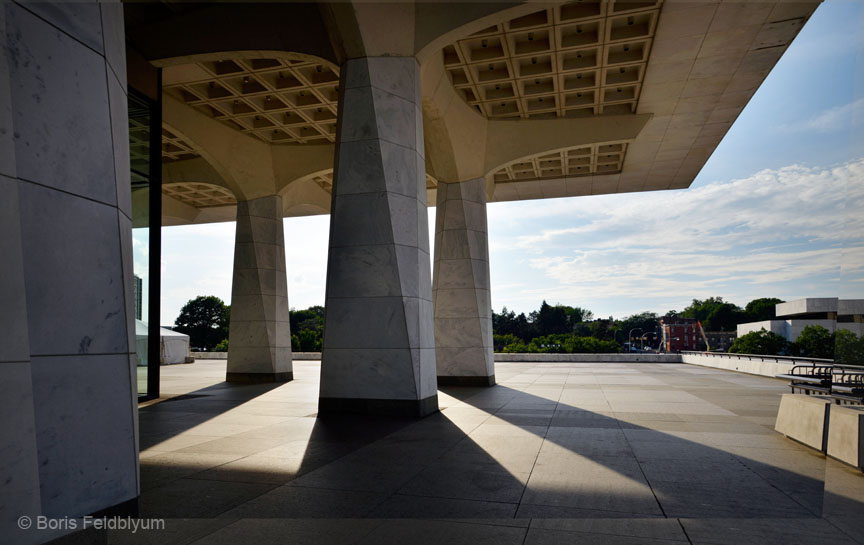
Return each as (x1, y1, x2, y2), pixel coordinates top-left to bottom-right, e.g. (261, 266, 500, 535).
(775, 394, 832, 452)
(680, 352, 796, 377)
(493, 353, 681, 363)
(192, 352, 322, 360)
(192, 352, 683, 363)
(827, 405, 864, 470)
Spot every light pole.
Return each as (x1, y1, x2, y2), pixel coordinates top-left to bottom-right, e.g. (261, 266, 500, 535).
(641, 332, 657, 351)
(628, 328, 643, 352)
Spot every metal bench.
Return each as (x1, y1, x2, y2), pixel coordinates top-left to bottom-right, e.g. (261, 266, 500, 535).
(830, 368, 864, 404)
(776, 365, 834, 395)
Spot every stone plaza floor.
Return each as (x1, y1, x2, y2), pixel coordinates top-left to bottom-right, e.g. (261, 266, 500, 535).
(115, 359, 864, 544)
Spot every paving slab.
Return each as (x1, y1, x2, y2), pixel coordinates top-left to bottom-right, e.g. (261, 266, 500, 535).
(126, 359, 864, 545)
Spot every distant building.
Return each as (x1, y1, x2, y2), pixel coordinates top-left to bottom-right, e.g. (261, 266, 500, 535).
(660, 315, 702, 352)
(134, 274, 143, 321)
(737, 298, 864, 342)
(704, 331, 736, 352)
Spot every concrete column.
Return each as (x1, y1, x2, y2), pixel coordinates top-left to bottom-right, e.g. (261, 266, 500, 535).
(319, 56, 438, 417)
(433, 178, 495, 386)
(227, 195, 293, 383)
(1, 3, 139, 542)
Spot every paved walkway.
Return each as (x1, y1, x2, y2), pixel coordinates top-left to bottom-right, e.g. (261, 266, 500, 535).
(115, 360, 864, 545)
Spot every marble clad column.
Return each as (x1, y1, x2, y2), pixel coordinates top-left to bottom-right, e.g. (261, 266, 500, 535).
(433, 178, 495, 386)
(1, 2, 140, 536)
(227, 195, 293, 383)
(319, 56, 438, 417)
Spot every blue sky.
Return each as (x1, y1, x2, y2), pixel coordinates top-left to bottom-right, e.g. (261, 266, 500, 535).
(158, 1, 864, 325)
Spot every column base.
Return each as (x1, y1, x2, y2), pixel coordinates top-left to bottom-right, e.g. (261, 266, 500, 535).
(437, 375, 496, 387)
(318, 395, 439, 418)
(226, 371, 293, 384)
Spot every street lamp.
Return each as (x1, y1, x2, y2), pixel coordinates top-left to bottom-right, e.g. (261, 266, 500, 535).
(628, 328, 643, 352)
(641, 332, 657, 351)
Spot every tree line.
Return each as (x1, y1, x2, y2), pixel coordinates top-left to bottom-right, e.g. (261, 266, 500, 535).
(729, 326, 864, 361)
(172, 295, 862, 360)
(491, 297, 786, 353)
(172, 296, 324, 352)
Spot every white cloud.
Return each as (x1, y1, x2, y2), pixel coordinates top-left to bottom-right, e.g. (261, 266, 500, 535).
(489, 158, 864, 315)
(158, 159, 864, 323)
(782, 97, 864, 133)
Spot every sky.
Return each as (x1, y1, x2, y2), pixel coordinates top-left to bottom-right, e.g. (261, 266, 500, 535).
(156, 1, 864, 325)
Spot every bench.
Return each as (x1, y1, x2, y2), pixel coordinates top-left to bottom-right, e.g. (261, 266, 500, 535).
(776, 365, 834, 395)
(830, 368, 864, 404)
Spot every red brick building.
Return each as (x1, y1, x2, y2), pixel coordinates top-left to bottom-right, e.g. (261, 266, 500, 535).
(660, 315, 703, 352)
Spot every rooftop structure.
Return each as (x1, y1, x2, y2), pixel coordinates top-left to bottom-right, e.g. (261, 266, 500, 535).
(124, 359, 864, 544)
(0, 1, 840, 542)
(738, 298, 864, 341)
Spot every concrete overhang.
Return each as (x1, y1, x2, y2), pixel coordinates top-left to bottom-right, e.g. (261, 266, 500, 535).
(137, 0, 820, 226)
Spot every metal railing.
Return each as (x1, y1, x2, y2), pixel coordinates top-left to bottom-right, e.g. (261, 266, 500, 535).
(679, 350, 834, 366)
(681, 350, 864, 371)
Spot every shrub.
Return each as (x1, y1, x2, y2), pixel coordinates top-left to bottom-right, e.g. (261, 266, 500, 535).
(213, 338, 229, 352)
(493, 334, 522, 352)
(835, 329, 864, 365)
(729, 328, 787, 355)
(502, 341, 530, 353)
(792, 325, 835, 359)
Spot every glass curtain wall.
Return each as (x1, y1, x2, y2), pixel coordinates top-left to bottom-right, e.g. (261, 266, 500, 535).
(129, 90, 161, 399)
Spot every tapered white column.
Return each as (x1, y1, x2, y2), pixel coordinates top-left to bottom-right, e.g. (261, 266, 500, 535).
(227, 195, 293, 383)
(319, 57, 438, 417)
(433, 178, 494, 386)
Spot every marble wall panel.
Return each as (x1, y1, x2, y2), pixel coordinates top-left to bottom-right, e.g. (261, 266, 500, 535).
(7, 4, 116, 205)
(0, 7, 16, 179)
(228, 195, 293, 379)
(107, 67, 131, 219)
(0, 362, 41, 541)
(326, 245, 403, 298)
(319, 348, 419, 400)
(31, 354, 138, 517)
(321, 57, 436, 411)
(18, 182, 128, 356)
(1, 4, 139, 535)
(21, 2, 103, 53)
(433, 178, 494, 382)
(0, 176, 29, 363)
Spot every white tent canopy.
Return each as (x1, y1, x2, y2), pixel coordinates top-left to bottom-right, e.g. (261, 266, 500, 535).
(135, 320, 191, 365)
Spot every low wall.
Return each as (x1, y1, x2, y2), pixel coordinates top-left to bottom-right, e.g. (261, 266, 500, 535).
(679, 352, 815, 377)
(190, 351, 822, 376)
(190, 352, 679, 363)
(190, 352, 321, 360)
(493, 353, 681, 363)
(775, 393, 831, 451)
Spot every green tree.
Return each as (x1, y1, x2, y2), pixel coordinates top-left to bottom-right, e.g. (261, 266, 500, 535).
(501, 340, 530, 353)
(681, 297, 744, 331)
(744, 298, 784, 322)
(792, 325, 835, 359)
(590, 318, 616, 341)
(173, 295, 230, 350)
(565, 306, 594, 325)
(290, 306, 324, 334)
(536, 301, 570, 336)
(729, 328, 787, 356)
(563, 336, 621, 353)
(493, 333, 521, 352)
(703, 304, 744, 332)
(620, 312, 659, 341)
(492, 307, 535, 340)
(835, 329, 864, 365)
(297, 329, 322, 352)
